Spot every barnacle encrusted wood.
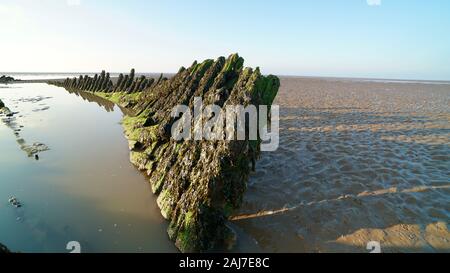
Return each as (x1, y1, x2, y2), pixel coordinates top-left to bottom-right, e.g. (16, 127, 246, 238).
(49, 54, 280, 252)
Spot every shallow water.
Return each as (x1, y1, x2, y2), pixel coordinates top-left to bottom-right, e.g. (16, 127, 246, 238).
(0, 83, 176, 253)
(234, 77, 450, 253)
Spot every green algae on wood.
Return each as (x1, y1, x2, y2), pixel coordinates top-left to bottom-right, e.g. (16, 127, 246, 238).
(49, 54, 280, 253)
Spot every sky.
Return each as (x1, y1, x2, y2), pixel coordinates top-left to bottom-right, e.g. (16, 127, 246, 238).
(0, 0, 449, 80)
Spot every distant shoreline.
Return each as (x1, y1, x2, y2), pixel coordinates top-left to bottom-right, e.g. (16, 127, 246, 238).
(9, 79, 62, 84)
(3, 77, 450, 87)
(276, 75, 450, 85)
(1, 73, 449, 86)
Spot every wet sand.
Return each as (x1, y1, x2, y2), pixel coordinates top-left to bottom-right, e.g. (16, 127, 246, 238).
(233, 77, 450, 253)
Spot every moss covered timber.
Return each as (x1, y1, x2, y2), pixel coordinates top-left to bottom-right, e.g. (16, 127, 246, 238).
(49, 54, 280, 252)
(49, 68, 154, 108)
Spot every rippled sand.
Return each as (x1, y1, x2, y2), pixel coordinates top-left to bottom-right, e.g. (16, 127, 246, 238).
(233, 77, 450, 253)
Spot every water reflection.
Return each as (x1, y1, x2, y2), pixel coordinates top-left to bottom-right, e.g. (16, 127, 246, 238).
(0, 83, 176, 253)
(66, 89, 116, 112)
(1, 98, 50, 158)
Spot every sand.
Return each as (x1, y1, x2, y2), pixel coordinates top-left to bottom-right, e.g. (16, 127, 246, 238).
(232, 77, 450, 253)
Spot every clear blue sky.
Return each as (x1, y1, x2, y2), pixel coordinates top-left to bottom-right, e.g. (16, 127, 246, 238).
(1, 0, 449, 80)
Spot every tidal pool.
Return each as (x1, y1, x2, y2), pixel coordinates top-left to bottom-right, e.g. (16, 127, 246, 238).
(0, 83, 176, 253)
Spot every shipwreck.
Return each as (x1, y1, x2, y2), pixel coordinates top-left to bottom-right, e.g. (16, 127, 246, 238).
(49, 54, 280, 252)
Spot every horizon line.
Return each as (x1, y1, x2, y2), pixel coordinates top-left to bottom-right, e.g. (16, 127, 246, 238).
(2, 71, 450, 83)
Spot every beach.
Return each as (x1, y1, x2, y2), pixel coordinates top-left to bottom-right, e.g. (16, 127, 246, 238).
(233, 77, 450, 253)
(1, 76, 449, 253)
